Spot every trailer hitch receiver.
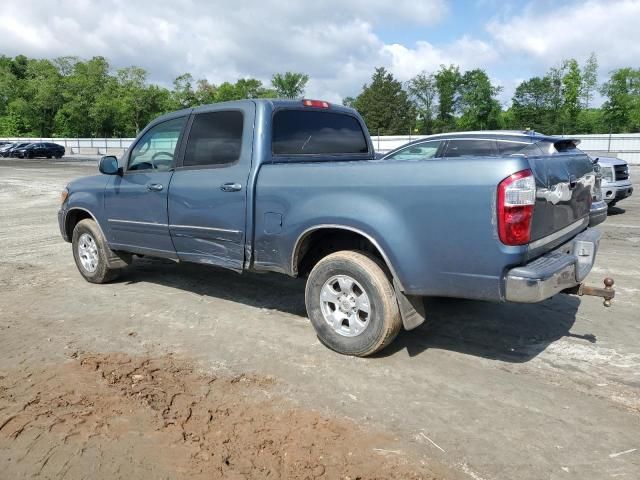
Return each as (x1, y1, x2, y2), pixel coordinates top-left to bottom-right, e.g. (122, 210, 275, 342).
(565, 277, 615, 307)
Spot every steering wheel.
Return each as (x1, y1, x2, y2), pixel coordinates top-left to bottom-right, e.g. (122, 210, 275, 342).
(151, 151, 174, 169)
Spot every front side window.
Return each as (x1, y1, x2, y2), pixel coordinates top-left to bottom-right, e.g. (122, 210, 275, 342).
(384, 140, 442, 161)
(128, 117, 186, 172)
(444, 139, 497, 158)
(272, 110, 368, 155)
(183, 111, 244, 167)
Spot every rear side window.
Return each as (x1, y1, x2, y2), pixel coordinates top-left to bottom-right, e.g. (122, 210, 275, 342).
(272, 110, 368, 155)
(497, 141, 528, 156)
(184, 111, 243, 167)
(553, 139, 581, 154)
(444, 139, 497, 158)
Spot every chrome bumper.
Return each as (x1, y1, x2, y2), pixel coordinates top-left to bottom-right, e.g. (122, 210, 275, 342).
(589, 200, 608, 227)
(602, 182, 633, 203)
(505, 228, 600, 303)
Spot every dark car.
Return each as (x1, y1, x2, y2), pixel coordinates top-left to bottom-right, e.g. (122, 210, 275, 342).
(380, 131, 607, 227)
(0, 142, 32, 157)
(13, 142, 65, 159)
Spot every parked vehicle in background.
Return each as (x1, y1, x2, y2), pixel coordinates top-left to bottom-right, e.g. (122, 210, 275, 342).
(380, 131, 608, 227)
(0, 142, 31, 158)
(13, 142, 65, 159)
(0, 143, 15, 156)
(597, 156, 633, 208)
(58, 101, 613, 357)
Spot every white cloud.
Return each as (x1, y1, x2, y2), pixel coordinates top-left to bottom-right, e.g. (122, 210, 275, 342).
(0, 0, 464, 102)
(3, 0, 635, 106)
(486, 0, 640, 71)
(381, 36, 499, 81)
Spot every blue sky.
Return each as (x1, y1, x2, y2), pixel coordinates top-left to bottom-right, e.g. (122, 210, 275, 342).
(1, 0, 639, 106)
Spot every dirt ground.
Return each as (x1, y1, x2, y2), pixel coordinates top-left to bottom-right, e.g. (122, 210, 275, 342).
(1, 159, 639, 479)
(0, 353, 436, 479)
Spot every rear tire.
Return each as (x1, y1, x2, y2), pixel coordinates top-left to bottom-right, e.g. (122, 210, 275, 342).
(305, 250, 402, 357)
(72, 219, 122, 283)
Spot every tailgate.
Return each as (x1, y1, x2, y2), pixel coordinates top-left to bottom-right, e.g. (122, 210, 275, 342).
(528, 151, 594, 247)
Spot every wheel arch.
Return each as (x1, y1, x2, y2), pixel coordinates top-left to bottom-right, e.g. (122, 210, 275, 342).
(65, 207, 107, 242)
(291, 224, 404, 291)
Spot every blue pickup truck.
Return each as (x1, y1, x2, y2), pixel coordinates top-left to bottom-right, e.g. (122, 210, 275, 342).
(58, 99, 614, 356)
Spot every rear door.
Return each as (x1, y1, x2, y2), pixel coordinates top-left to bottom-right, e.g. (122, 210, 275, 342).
(104, 116, 187, 256)
(168, 103, 255, 271)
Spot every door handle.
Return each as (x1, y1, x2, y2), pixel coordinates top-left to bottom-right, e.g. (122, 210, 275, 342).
(220, 182, 242, 192)
(147, 183, 163, 191)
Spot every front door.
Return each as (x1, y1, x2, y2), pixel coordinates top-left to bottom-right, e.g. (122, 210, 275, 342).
(168, 104, 255, 271)
(104, 116, 187, 257)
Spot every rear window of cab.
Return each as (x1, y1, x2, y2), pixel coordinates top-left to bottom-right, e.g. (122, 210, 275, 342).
(272, 110, 369, 155)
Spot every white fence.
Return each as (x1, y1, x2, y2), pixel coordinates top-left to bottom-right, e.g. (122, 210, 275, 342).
(3, 133, 640, 164)
(0, 137, 135, 156)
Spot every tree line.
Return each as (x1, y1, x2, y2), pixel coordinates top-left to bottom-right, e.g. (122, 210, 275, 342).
(0, 55, 309, 137)
(351, 54, 640, 136)
(0, 53, 638, 138)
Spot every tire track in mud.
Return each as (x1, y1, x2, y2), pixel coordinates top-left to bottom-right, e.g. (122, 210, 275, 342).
(0, 353, 442, 479)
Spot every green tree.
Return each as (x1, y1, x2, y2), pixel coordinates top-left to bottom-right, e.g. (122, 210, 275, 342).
(434, 65, 461, 131)
(352, 67, 415, 135)
(581, 52, 599, 108)
(457, 69, 502, 130)
(407, 72, 437, 134)
(271, 72, 309, 98)
(601, 67, 640, 132)
(24, 58, 63, 136)
(54, 56, 112, 136)
(170, 73, 198, 109)
(511, 76, 554, 132)
(116, 66, 167, 135)
(561, 59, 582, 132)
(342, 96, 356, 108)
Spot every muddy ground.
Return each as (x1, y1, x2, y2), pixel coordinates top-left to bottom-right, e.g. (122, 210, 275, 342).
(0, 159, 639, 479)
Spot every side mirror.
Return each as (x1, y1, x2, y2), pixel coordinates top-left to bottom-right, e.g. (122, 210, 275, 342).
(98, 155, 121, 175)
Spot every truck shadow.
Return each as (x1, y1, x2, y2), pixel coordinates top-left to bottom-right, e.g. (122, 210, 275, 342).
(122, 257, 593, 364)
(378, 296, 592, 361)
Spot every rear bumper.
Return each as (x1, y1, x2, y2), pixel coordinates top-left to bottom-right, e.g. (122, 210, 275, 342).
(505, 228, 600, 303)
(589, 200, 608, 227)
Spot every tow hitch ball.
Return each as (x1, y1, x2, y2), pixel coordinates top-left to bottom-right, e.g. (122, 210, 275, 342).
(565, 277, 615, 307)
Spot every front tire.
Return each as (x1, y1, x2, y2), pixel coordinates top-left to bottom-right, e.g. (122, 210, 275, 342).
(72, 219, 122, 283)
(305, 250, 402, 357)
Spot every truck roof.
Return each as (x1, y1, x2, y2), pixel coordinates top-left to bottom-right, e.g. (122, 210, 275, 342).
(151, 98, 356, 126)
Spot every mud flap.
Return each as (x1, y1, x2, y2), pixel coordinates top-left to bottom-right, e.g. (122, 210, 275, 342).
(393, 278, 426, 330)
(105, 249, 132, 269)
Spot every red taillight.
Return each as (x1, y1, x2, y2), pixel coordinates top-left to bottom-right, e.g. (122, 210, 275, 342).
(497, 169, 536, 245)
(302, 99, 330, 108)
